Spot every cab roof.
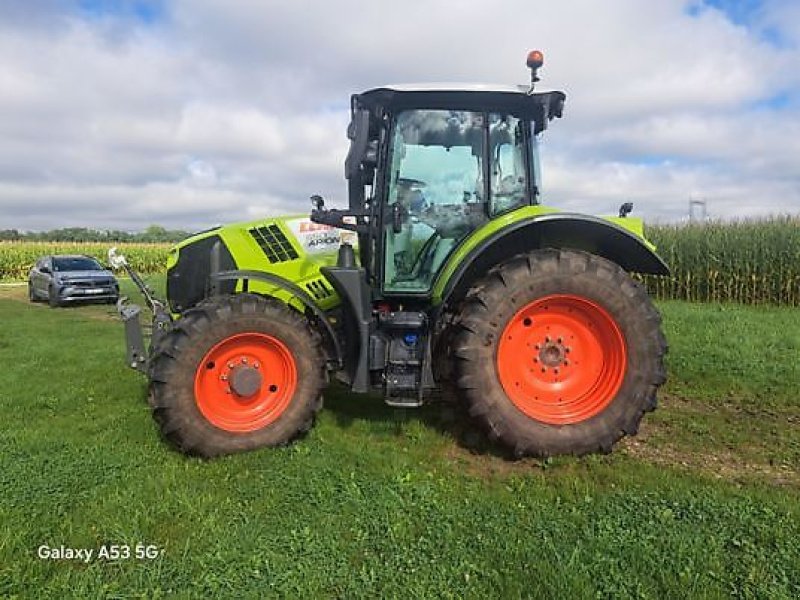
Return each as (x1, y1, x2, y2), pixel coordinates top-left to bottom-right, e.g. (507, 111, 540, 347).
(371, 83, 538, 93)
(354, 84, 566, 131)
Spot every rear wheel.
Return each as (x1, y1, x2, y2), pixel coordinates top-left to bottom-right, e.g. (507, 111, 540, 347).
(452, 249, 667, 457)
(148, 294, 325, 457)
(28, 283, 40, 303)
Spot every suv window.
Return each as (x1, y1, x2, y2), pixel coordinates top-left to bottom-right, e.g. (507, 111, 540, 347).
(53, 257, 103, 272)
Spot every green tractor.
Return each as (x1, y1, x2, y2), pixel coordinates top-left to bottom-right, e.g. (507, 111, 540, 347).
(112, 51, 668, 458)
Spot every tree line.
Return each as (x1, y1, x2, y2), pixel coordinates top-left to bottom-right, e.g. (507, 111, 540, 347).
(0, 225, 191, 243)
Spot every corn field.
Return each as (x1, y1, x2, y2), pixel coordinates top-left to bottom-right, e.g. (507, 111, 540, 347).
(2, 218, 799, 305)
(643, 216, 800, 306)
(0, 241, 170, 281)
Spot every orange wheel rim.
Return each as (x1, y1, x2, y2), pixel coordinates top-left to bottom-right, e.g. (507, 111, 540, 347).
(194, 333, 297, 433)
(496, 294, 627, 425)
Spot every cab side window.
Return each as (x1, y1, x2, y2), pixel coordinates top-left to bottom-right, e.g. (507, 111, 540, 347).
(489, 114, 529, 216)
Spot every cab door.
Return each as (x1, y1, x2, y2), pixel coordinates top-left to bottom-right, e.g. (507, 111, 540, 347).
(381, 109, 488, 295)
(381, 109, 534, 296)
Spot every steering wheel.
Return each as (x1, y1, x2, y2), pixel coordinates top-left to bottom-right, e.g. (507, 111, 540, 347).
(396, 177, 426, 188)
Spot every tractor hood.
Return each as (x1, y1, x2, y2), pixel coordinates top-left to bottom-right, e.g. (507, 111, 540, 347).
(166, 215, 352, 314)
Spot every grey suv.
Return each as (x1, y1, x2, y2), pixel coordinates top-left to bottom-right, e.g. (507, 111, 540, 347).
(28, 255, 119, 307)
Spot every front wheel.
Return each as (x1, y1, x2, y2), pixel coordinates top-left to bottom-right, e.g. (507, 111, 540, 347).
(47, 285, 61, 308)
(452, 249, 667, 458)
(148, 294, 325, 457)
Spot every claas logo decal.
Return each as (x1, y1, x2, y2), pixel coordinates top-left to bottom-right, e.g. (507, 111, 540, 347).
(287, 218, 341, 253)
(298, 222, 333, 233)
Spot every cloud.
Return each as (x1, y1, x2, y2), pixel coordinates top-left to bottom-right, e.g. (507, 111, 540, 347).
(0, 0, 798, 232)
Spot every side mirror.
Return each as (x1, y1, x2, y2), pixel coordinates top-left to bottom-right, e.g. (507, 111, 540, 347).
(40, 266, 51, 274)
(310, 195, 325, 211)
(618, 202, 634, 218)
(344, 109, 372, 180)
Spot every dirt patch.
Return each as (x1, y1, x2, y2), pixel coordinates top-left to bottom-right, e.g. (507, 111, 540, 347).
(0, 286, 120, 322)
(620, 437, 799, 487)
(435, 396, 799, 488)
(0, 284, 27, 300)
(442, 443, 544, 479)
(440, 431, 799, 488)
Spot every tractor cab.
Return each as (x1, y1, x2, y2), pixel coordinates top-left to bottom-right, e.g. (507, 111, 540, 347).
(312, 82, 565, 299)
(308, 80, 567, 400)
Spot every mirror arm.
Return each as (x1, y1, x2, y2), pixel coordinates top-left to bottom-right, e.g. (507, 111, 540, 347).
(311, 207, 371, 234)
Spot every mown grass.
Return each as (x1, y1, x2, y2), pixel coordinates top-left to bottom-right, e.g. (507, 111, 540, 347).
(0, 282, 798, 598)
(659, 300, 800, 408)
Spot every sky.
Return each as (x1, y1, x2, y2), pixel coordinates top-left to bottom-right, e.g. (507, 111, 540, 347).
(0, 0, 798, 232)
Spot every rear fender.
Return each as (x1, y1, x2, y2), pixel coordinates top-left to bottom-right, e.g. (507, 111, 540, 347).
(437, 213, 669, 309)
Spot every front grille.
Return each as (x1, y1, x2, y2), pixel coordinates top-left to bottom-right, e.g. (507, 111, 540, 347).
(168, 235, 236, 312)
(69, 279, 113, 288)
(305, 278, 333, 300)
(249, 225, 299, 263)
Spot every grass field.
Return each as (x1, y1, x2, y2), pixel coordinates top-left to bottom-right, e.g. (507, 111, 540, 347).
(0, 279, 798, 598)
